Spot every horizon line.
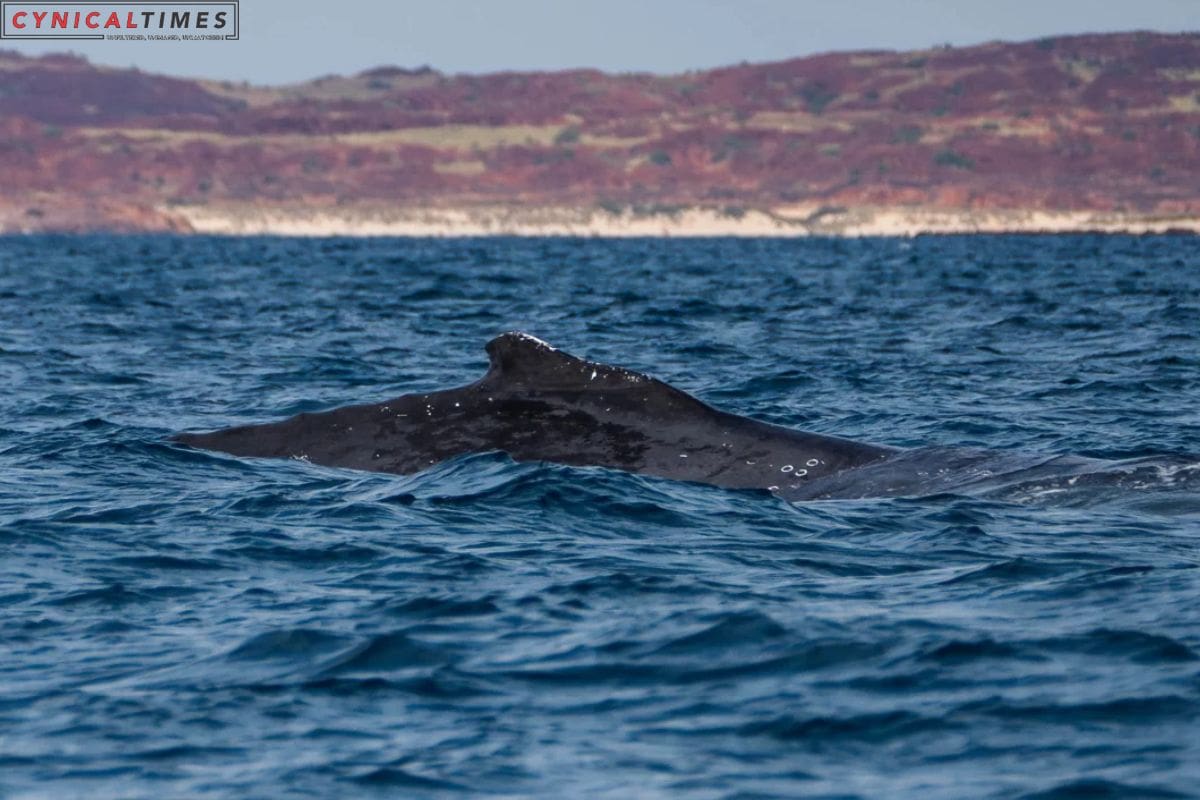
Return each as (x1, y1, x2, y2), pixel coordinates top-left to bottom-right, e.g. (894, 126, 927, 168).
(2, 27, 1195, 86)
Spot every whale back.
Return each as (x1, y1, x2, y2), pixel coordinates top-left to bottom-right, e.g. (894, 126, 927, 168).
(174, 332, 895, 495)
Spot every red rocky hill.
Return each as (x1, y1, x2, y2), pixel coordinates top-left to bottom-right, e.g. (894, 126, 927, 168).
(1, 32, 1198, 232)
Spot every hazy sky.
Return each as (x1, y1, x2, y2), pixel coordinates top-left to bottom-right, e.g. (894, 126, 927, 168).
(3, 0, 1196, 83)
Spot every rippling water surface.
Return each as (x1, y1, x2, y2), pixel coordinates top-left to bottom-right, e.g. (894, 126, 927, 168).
(2, 234, 1199, 799)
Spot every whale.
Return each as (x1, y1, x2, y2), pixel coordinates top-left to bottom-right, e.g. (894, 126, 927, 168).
(173, 332, 1197, 502)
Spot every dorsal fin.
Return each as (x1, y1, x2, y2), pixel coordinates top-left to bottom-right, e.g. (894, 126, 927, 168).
(482, 331, 650, 390)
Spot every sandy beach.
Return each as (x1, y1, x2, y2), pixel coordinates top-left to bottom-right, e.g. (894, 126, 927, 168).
(169, 203, 1200, 237)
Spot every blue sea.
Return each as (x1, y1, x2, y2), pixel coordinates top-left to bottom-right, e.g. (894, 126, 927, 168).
(2, 234, 1198, 799)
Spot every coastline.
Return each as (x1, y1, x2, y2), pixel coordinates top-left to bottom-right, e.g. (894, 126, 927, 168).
(172, 204, 1200, 237)
(4, 202, 1199, 237)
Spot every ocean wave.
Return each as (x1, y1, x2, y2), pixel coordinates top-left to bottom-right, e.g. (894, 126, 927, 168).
(3, 234, 1199, 798)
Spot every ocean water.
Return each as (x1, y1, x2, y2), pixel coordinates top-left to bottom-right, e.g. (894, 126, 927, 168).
(1, 234, 1198, 800)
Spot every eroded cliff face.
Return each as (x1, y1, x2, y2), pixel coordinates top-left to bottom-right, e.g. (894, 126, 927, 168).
(2, 33, 1198, 234)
